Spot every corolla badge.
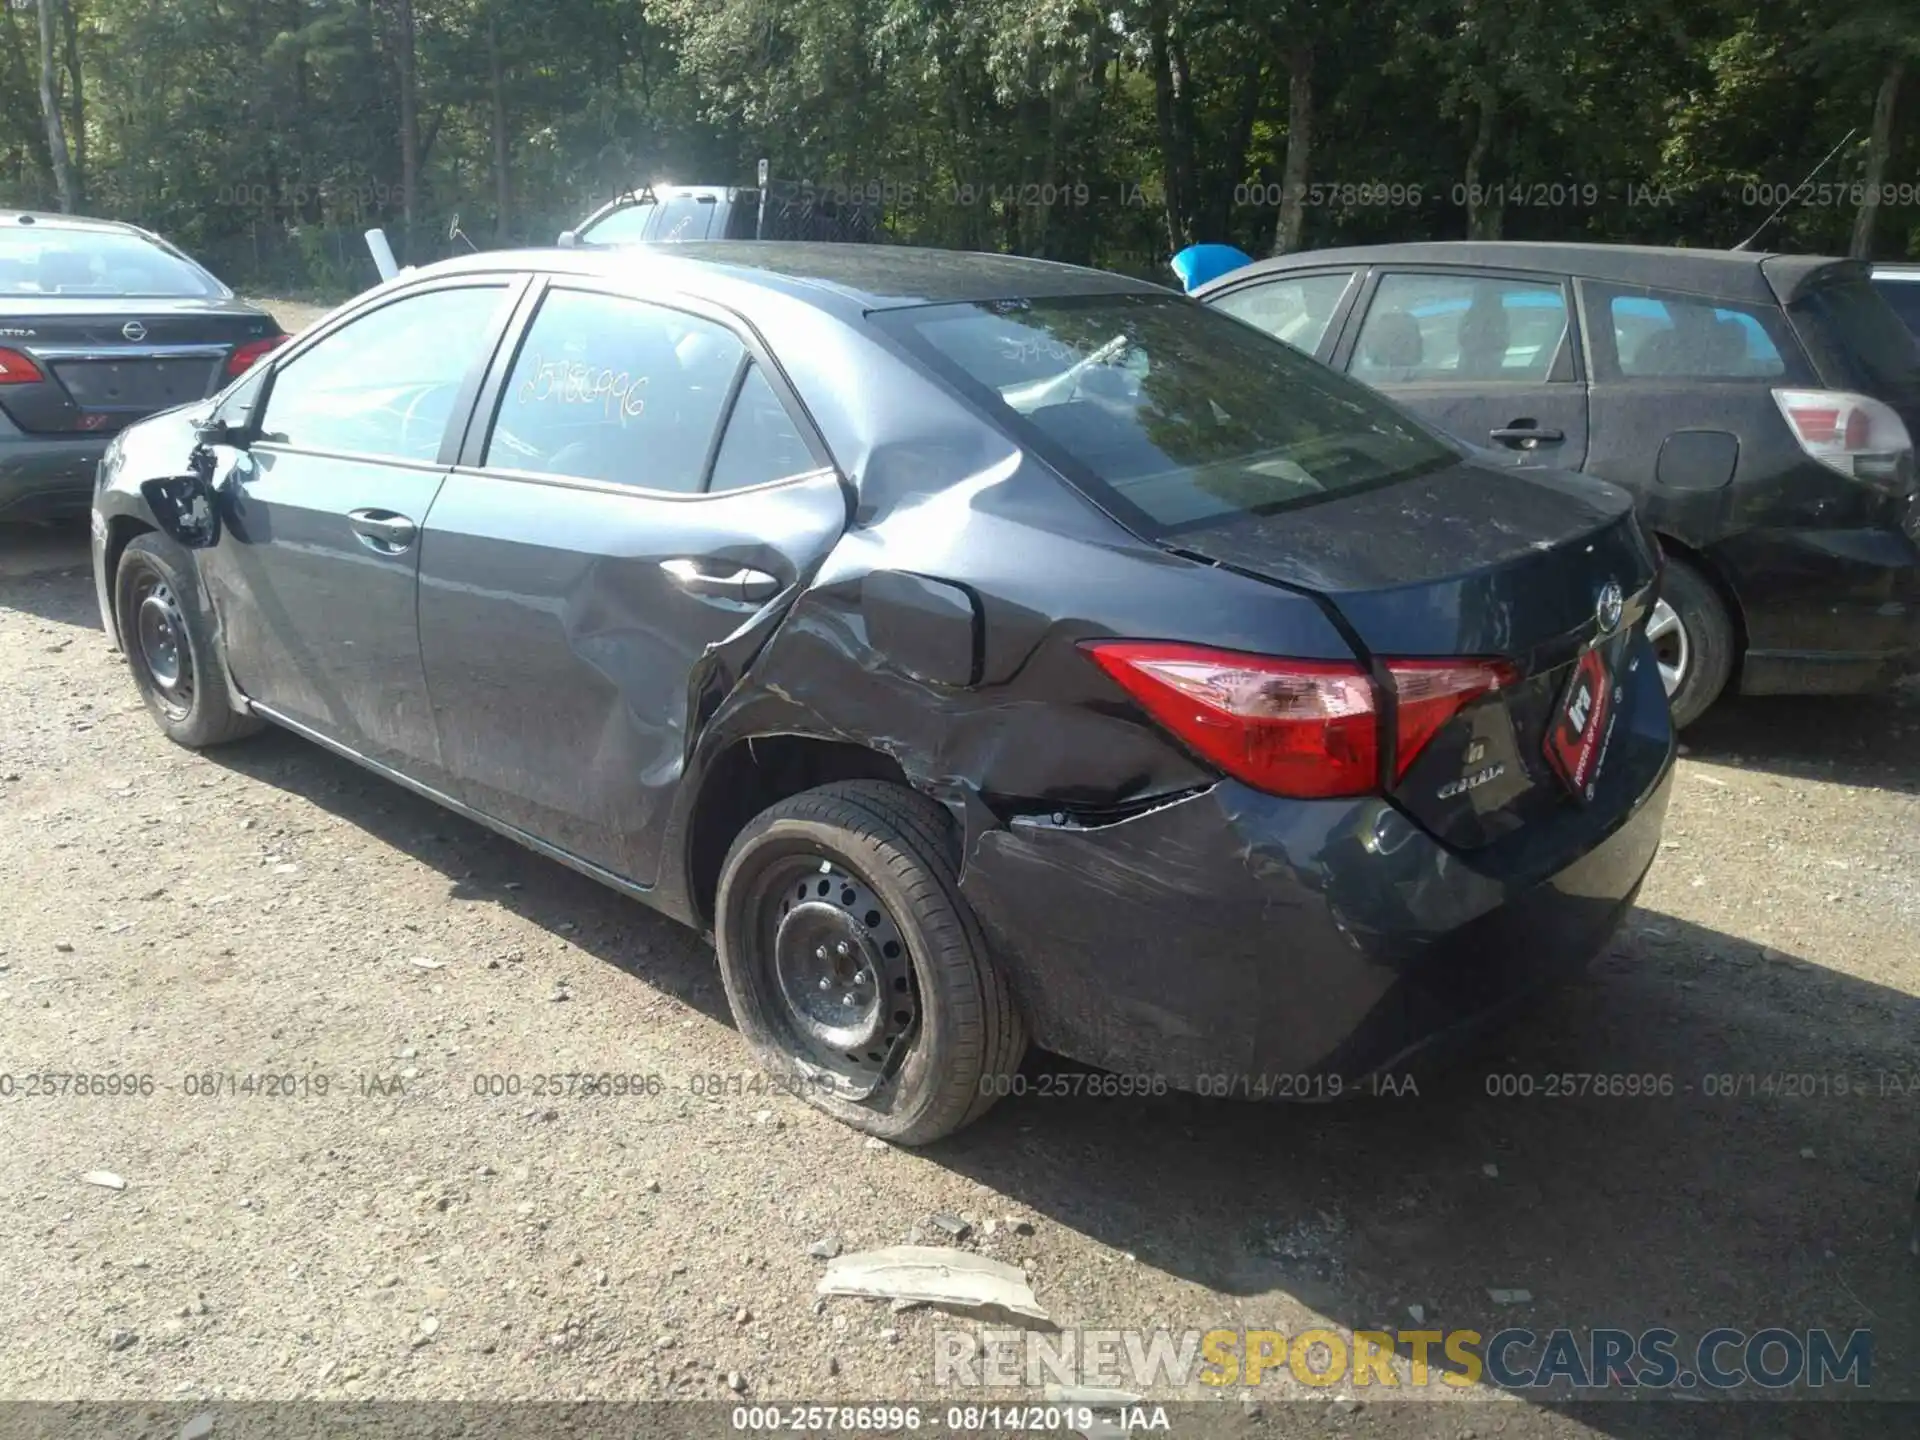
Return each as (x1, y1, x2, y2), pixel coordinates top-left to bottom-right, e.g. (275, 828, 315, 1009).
(122, 321, 147, 341)
(1595, 580, 1624, 635)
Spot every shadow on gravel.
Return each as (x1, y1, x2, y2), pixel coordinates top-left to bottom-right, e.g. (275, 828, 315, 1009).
(201, 725, 737, 1030)
(203, 725, 1919, 1428)
(930, 911, 1919, 1422)
(0, 520, 98, 627)
(1682, 685, 1920, 796)
(18, 552, 1917, 1431)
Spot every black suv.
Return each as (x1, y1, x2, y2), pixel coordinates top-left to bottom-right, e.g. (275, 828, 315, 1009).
(1198, 242, 1920, 726)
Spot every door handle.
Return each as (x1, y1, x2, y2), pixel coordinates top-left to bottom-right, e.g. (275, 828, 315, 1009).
(348, 508, 418, 552)
(660, 557, 780, 602)
(1489, 425, 1566, 447)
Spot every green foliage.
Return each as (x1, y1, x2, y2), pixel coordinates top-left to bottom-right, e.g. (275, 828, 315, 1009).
(0, 0, 1911, 298)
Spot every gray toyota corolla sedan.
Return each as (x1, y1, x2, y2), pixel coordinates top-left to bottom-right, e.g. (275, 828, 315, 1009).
(91, 244, 1674, 1142)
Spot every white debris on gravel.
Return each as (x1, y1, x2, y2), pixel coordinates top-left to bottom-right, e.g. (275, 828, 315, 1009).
(816, 1245, 1052, 1325)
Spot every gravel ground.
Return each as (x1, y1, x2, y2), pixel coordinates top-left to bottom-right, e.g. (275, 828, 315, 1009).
(1, 486, 1916, 1435)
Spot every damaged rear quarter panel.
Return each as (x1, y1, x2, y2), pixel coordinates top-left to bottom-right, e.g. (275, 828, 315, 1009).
(668, 307, 1363, 1023)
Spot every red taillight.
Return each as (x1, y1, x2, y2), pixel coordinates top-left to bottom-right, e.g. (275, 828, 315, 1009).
(226, 333, 289, 377)
(1772, 387, 1914, 491)
(0, 346, 45, 384)
(1083, 642, 1378, 799)
(1385, 659, 1518, 781)
(1083, 642, 1517, 799)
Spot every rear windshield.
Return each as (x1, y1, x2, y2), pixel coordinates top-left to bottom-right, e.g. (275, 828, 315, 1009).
(0, 227, 224, 298)
(879, 294, 1457, 533)
(1789, 279, 1920, 398)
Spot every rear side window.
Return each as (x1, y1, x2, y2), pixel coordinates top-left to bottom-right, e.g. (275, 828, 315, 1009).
(1592, 285, 1787, 379)
(1350, 273, 1568, 384)
(484, 289, 744, 491)
(1790, 279, 1920, 399)
(709, 363, 817, 491)
(1210, 272, 1352, 354)
(1873, 278, 1920, 340)
(879, 293, 1457, 534)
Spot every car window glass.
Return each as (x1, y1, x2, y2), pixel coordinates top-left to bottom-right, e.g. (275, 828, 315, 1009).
(1790, 279, 1920, 397)
(1352, 273, 1568, 384)
(884, 294, 1457, 533)
(0, 228, 224, 298)
(1608, 291, 1786, 378)
(485, 289, 744, 490)
(580, 203, 658, 244)
(709, 363, 816, 491)
(1874, 279, 1920, 341)
(258, 285, 505, 460)
(1210, 273, 1352, 353)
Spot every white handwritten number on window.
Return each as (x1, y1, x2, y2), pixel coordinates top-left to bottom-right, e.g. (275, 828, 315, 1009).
(517, 354, 648, 420)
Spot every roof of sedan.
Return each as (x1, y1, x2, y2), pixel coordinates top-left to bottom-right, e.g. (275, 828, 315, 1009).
(432, 242, 1171, 311)
(3, 211, 144, 235)
(1200, 240, 1859, 305)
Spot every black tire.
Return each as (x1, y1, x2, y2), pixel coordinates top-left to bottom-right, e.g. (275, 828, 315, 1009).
(714, 780, 1025, 1145)
(114, 532, 262, 748)
(1651, 555, 1736, 730)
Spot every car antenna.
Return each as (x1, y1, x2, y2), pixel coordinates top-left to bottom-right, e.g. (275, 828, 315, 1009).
(1731, 127, 1858, 251)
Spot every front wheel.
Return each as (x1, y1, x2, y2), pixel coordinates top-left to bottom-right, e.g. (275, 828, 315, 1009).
(114, 532, 262, 748)
(714, 780, 1025, 1145)
(1647, 555, 1735, 730)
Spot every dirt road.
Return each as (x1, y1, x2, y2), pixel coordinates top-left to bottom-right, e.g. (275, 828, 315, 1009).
(0, 514, 1914, 1438)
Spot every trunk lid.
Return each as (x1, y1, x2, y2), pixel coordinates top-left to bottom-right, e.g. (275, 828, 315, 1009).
(0, 298, 278, 436)
(1170, 459, 1660, 849)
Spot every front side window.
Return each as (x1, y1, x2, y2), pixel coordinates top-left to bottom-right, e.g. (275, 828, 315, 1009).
(257, 285, 507, 460)
(1351, 273, 1569, 384)
(879, 293, 1456, 533)
(1597, 285, 1788, 380)
(580, 193, 720, 245)
(484, 289, 744, 491)
(1210, 272, 1353, 355)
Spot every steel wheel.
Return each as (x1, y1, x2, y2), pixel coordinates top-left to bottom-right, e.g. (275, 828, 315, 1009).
(751, 854, 919, 1087)
(1645, 596, 1689, 699)
(131, 575, 194, 720)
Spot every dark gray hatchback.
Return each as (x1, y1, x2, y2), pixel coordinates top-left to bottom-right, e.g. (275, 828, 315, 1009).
(1198, 242, 1920, 726)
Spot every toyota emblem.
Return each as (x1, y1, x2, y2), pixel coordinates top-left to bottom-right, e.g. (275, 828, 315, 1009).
(1596, 580, 1625, 635)
(121, 321, 147, 342)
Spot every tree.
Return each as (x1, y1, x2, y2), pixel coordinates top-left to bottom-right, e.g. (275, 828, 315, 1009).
(35, 0, 76, 212)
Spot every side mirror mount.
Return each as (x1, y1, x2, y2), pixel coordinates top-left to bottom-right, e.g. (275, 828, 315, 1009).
(141, 474, 221, 550)
(556, 230, 579, 249)
(192, 413, 250, 449)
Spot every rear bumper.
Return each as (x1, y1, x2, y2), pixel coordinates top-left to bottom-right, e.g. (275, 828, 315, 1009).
(1714, 523, 1920, 695)
(960, 638, 1677, 1089)
(0, 434, 106, 520)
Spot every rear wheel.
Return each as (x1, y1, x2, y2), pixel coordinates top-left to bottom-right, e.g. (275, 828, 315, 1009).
(714, 780, 1025, 1145)
(114, 533, 261, 748)
(1648, 554, 1735, 729)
